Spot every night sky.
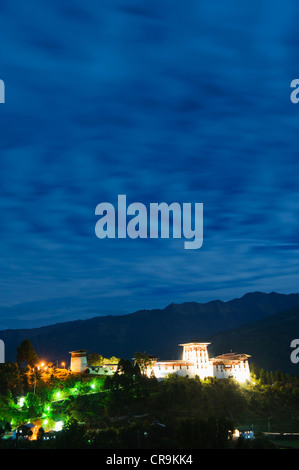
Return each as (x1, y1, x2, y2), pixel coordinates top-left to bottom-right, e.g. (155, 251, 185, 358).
(1, 1, 299, 330)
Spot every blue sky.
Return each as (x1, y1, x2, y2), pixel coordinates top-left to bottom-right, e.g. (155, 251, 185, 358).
(1, 0, 299, 329)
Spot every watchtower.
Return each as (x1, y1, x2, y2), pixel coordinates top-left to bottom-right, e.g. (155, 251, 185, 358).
(69, 349, 88, 373)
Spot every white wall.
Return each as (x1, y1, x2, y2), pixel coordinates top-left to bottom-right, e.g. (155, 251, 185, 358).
(70, 355, 88, 373)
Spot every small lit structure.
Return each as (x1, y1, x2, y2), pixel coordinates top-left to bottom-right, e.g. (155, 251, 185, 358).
(69, 350, 88, 373)
(69, 349, 118, 375)
(55, 421, 63, 432)
(233, 428, 254, 440)
(88, 364, 118, 375)
(16, 423, 37, 440)
(18, 397, 25, 407)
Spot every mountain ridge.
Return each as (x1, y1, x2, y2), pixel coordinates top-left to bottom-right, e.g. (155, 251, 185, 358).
(209, 305, 299, 375)
(1, 291, 299, 375)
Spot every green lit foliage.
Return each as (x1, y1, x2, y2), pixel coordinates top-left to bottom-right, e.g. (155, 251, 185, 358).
(2, 353, 299, 449)
(24, 392, 43, 418)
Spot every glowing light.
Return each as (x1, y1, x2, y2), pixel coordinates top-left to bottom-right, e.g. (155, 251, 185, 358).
(43, 419, 48, 425)
(19, 397, 25, 407)
(55, 421, 63, 432)
(91, 383, 95, 389)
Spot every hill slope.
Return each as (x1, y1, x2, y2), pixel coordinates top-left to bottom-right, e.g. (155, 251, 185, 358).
(209, 306, 299, 375)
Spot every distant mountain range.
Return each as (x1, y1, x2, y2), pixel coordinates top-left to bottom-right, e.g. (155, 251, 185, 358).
(1, 291, 299, 375)
(209, 305, 299, 375)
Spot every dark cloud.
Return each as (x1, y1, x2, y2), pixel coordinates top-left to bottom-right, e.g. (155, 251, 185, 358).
(0, 0, 299, 328)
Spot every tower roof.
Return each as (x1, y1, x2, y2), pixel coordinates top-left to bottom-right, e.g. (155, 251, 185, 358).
(69, 349, 88, 355)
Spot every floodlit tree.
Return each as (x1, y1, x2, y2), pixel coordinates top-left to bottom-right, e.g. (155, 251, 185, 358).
(87, 353, 120, 366)
(134, 352, 152, 375)
(87, 353, 104, 366)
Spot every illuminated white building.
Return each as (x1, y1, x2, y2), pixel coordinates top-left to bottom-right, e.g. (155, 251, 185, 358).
(212, 352, 251, 382)
(69, 342, 251, 383)
(145, 342, 251, 383)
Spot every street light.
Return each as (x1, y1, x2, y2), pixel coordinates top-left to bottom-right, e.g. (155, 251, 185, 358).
(19, 397, 25, 407)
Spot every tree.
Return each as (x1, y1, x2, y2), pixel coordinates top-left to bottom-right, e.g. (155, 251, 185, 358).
(17, 340, 39, 368)
(106, 356, 120, 365)
(55, 418, 89, 449)
(134, 352, 152, 375)
(87, 353, 120, 366)
(37, 427, 45, 440)
(25, 392, 43, 417)
(87, 353, 104, 366)
(0, 363, 23, 397)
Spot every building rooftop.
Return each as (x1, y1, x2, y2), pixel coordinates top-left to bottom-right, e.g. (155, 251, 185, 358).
(69, 350, 88, 355)
(212, 353, 251, 362)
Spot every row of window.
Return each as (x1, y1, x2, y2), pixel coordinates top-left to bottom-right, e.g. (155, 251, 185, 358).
(215, 363, 247, 371)
(157, 365, 189, 370)
(157, 364, 210, 371)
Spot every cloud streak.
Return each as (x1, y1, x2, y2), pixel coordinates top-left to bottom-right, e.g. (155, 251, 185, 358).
(0, 0, 299, 328)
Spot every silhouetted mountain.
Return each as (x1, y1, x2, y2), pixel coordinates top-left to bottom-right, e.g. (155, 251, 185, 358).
(1, 291, 299, 375)
(0, 296, 125, 331)
(208, 306, 299, 376)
